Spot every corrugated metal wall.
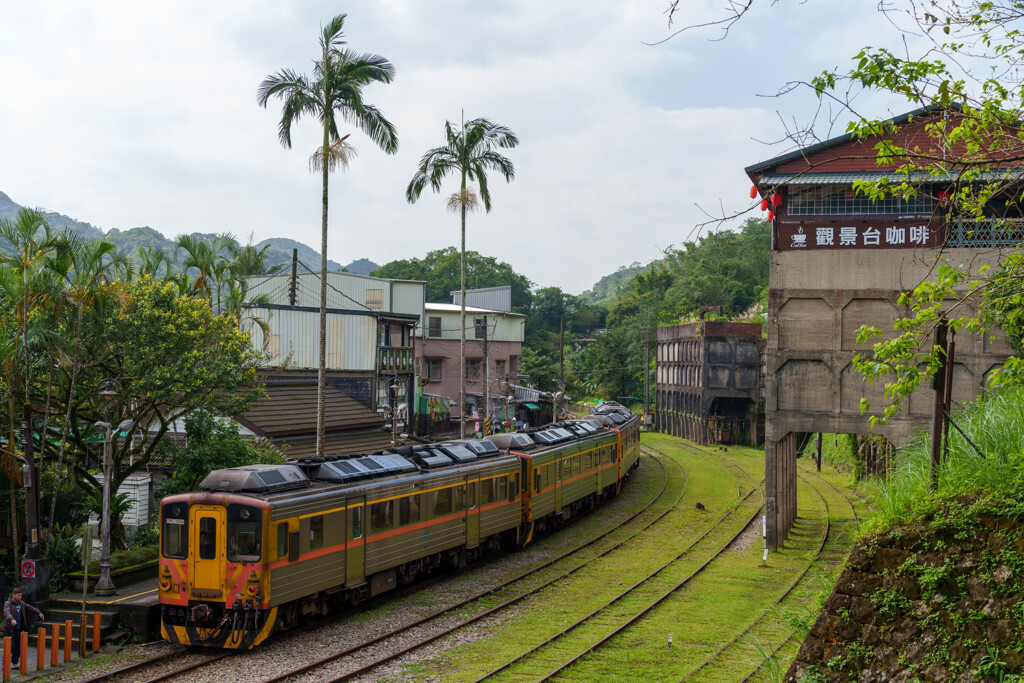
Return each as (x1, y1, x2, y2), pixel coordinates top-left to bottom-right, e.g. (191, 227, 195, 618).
(452, 286, 513, 312)
(391, 281, 426, 320)
(245, 308, 377, 370)
(246, 271, 427, 314)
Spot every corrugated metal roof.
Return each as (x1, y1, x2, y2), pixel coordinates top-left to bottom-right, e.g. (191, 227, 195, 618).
(758, 169, 1024, 186)
(237, 383, 385, 438)
(275, 429, 395, 459)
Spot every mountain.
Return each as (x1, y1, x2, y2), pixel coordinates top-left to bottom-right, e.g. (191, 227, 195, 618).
(0, 191, 104, 243)
(580, 261, 653, 304)
(0, 191, 378, 274)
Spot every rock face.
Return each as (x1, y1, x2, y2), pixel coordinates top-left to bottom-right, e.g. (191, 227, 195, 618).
(785, 509, 1024, 682)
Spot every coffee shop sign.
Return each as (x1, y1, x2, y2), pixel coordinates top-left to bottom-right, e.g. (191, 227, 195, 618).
(783, 224, 938, 250)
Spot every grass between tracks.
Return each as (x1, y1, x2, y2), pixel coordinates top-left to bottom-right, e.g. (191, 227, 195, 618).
(396, 434, 864, 683)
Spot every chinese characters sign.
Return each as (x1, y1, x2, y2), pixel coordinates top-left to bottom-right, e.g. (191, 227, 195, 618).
(777, 221, 943, 251)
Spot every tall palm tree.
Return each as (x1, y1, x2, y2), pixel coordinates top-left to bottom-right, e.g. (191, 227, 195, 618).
(175, 233, 237, 312)
(406, 117, 518, 437)
(258, 13, 398, 458)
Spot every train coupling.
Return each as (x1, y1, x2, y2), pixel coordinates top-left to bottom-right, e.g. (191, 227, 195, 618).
(190, 603, 213, 625)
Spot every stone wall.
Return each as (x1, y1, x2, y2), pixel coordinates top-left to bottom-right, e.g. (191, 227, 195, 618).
(786, 511, 1024, 682)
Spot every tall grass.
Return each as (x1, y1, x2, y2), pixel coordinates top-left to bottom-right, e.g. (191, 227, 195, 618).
(862, 387, 1024, 534)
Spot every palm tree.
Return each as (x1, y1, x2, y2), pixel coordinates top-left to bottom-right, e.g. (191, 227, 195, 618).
(257, 13, 398, 458)
(175, 233, 238, 311)
(406, 117, 518, 437)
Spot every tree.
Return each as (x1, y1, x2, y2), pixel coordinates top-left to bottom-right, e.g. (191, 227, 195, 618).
(258, 13, 398, 459)
(51, 277, 265, 503)
(406, 118, 519, 437)
(373, 247, 534, 312)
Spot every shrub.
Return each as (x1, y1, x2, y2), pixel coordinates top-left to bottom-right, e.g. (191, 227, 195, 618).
(127, 521, 158, 548)
(45, 524, 83, 591)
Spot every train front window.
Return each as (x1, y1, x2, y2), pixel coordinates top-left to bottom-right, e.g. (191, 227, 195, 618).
(161, 503, 187, 559)
(227, 505, 262, 563)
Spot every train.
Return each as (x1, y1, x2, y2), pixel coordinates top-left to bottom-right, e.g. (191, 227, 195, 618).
(158, 402, 640, 648)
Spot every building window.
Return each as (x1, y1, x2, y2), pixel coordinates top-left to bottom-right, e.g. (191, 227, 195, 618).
(426, 358, 442, 381)
(365, 289, 384, 310)
(428, 317, 442, 338)
(495, 359, 507, 380)
(788, 184, 934, 216)
(464, 358, 482, 380)
(509, 355, 518, 378)
(474, 317, 487, 339)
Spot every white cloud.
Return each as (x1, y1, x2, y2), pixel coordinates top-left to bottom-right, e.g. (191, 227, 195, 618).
(0, 0, 929, 292)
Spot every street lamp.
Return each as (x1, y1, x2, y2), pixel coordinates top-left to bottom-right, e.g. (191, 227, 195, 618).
(92, 379, 132, 597)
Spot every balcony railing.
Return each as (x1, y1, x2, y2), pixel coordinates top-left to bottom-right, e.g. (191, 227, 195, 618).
(946, 218, 1024, 248)
(377, 346, 413, 373)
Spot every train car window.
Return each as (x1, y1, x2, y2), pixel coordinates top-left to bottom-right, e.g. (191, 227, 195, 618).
(399, 494, 420, 526)
(481, 480, 493, 505)
(435, 488, 452, 516)
(371, 501, 392, 533)
(453, 486, 465, 512)
(497, 477, 507, 501)
(575, 456, 581, 475)
(161, 504, 187, 559)
(510, 474, 519, 501)
(198, 517, 217, 560)
(277, 522, 288, 559)
(228, 505, 262, 563)
(468, 482, 477, 509)
(310, 515, 324, 550)
(534, 469, 541, 493)
(351, 507, 363, 540)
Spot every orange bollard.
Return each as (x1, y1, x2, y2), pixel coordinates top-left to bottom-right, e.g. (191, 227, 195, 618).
(3, 635, 10, 681)
(36, 628, 45, 671)
(50, 624, 58, 666)
(63, 621, 72, 662)
(92, 612, 101, 652)
(18, 632, 26, 675)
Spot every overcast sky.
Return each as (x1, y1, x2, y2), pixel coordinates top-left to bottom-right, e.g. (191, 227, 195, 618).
(0, 1, 910, 293)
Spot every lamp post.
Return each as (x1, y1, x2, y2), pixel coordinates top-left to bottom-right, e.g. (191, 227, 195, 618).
(92, 379, 127, 597)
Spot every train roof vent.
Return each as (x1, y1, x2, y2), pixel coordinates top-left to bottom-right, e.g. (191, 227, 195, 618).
(456, 439, 500, 457)
(410, 449, 454, 469)
(439, 445, 477, 463)
(199, 464, 310, 493)
(533, 429, 571, 445)
(488, 433, 536, 450)
(587, 415, 613, 427)
(361, 454, 417, 475)
(568, 421, 598, 434)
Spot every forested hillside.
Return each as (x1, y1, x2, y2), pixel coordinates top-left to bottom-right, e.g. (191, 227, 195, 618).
(372, 219, 769, 400)
(0, 190, 376, 274)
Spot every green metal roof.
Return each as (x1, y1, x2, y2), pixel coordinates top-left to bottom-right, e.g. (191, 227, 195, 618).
(523, 403, 541, 410)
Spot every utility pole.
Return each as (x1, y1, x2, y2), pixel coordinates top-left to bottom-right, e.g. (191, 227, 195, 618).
(289, 248, 298, 306)
(929, 318, 949, 489)
(559, 317, 564, 386)
(481, 316, 489, 437)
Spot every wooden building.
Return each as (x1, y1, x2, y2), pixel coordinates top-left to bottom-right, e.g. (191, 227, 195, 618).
(654, 321, 764, 446)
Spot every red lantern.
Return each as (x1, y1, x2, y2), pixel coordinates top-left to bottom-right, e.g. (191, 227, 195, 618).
(749, 186, 758, 199)
(771, 192, 783, 207)
(768, 210, 775, 222)
(760, 199, 768, 211)
(937, 190, 949, 201)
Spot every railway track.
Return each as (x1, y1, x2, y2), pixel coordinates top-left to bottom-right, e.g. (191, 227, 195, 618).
(96, 449, 679, 683)
(469, 443, 763, 682)
(256, 449, 690, 683)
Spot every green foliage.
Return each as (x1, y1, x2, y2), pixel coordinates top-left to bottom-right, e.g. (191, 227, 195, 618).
(127, 521, 159, 548)
(156, 410, 286, 499)
(84, 490, 132, 550)
(860, 385, 1024, 535)
(374, 247, 533, 313)
(45, 523, 82, 591)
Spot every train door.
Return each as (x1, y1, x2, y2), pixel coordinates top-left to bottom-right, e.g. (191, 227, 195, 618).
(190, 506, 225, 596)
(346, 498, 365, 586)
(466, 477, 479, 547)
